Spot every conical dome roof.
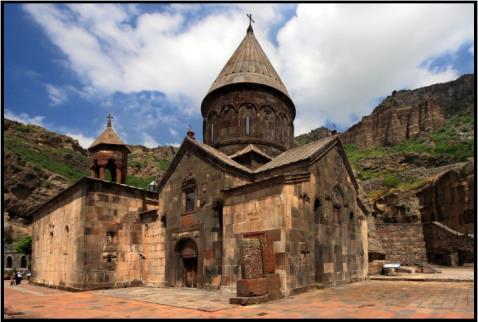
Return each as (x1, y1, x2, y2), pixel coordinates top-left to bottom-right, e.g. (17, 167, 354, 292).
(207, 28, 289, 98)
(88, 125, 130, 152)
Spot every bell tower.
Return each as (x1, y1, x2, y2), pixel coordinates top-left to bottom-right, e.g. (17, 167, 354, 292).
(201, 16, 295, 157)
(88, 114, 131, 184)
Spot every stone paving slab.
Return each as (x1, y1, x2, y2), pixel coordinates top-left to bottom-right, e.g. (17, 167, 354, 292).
(4, 280, 475, 319)
(92, 286, 235, 312)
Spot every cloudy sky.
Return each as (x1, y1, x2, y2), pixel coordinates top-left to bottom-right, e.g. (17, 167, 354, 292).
(4, 3, 475, 148)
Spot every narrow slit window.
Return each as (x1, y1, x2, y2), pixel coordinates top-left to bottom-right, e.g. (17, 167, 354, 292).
(211, 123, 214, 143)
(245, 116, 250, 135)
(185, 187, 195, 212)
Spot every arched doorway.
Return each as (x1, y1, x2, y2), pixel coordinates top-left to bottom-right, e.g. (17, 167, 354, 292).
(6, 256, 13, 269)
(176, 238, 198, 288)
(20, 256, 28, 268)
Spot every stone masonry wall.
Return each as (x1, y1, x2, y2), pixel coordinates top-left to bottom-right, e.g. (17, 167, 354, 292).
(158, 149, 250, 289)
(82, 182, 158, 289)
(142, 215, 167, 287)
(375, 223, 427, 264)
(223, 184, 286, 294)
(308, 146, 366, 289)
(423, 222, 474, 265)
(31, 185, 87, 290)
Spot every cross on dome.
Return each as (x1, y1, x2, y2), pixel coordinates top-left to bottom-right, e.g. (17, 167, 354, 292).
(247, 13, 254, 33)
(106, 114, 113, 128)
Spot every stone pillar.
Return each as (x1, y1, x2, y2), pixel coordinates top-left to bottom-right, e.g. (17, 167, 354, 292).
(99, 166, 105, 180)
(116, 167, 122, 184)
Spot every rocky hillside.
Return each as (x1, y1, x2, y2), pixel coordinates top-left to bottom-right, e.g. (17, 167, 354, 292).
(341, 74, 474, 148)
(295, 126, 335, 146)
(3, 118, 177, 242)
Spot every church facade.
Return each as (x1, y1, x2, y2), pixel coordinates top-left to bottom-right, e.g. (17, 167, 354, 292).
(30, 23, 368, 298)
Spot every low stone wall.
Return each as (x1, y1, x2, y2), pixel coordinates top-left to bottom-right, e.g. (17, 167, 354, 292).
(423, 221, 474, 265)
(375, 223, 427, 265)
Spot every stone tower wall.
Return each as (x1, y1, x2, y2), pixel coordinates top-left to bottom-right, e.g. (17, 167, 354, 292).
(202, 85, 295, 157)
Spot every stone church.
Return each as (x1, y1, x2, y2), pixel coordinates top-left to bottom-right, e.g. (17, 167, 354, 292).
(30, 23, 368, 300)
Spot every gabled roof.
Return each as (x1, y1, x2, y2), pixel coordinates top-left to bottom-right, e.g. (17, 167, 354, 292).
(207, 27, 290, 98)
(157, 137, 254, 193)
(254, 136, 336, 173)
(88, 127, 130, 152)
(229, 144, 272, 161)
(187, 137, 253, 173)
(158, 135, 360, 193)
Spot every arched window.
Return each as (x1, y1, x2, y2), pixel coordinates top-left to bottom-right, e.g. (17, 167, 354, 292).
(65, 225, 69, 233)
(6, 256, 13, 268)
(280, 127, 285, 144)
(239, 104, 255, 137)
(260, 106, 276, 140)
(106, 159, 117, 182)
(20, 256, 27, 268)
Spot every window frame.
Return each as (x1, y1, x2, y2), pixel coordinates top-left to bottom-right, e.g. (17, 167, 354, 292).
(183, 185, 196, 213)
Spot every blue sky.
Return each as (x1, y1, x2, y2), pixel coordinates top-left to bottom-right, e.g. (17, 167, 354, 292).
(4, 3, 475, 147)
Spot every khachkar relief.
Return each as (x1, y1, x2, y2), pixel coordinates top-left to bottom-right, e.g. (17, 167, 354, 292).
(230, 235, 283, 305)
(239, 238, 263, 279)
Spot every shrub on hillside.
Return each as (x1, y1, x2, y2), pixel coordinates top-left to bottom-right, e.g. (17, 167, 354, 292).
(383, 175, 400, 189)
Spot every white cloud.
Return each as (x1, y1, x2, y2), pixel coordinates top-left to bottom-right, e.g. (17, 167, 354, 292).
(142, 133, 159, 148)
(64, 132, 95, 148)
(45, 84, 69, 106)
(4, 109, 46, 127)
(165, 142, 181, 148)
(469, 45, 474, 56)
(23, 3, 474, 136)
(277, 3, 474, 133)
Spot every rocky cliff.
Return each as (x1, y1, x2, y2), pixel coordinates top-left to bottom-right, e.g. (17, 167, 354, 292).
(369, 159, 474, 231)
(341, 74, 474, 148)
(295, 126, 335, 146)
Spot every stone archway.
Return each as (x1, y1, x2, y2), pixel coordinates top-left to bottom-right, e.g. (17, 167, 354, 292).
(176, 238, 198, 288)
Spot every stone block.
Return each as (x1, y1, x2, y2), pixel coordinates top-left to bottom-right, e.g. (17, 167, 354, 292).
(260, 238, 276, 274)
(264, 273, 283, 300)
(324, 262, 334, 274)
(236, 278, 267, 297)
(230, 294, 269, 306)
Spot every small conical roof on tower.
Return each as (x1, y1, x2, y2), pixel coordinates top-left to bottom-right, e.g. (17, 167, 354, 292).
(206, 23, 289, 98)
(88, 114, 130, 152)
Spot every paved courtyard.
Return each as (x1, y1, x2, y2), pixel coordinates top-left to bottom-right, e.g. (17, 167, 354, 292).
(4, 280, 475, 319)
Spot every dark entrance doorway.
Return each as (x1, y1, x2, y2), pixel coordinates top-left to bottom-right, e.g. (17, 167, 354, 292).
(177, 238, 198, 288)
(183, 257, 198, 287)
